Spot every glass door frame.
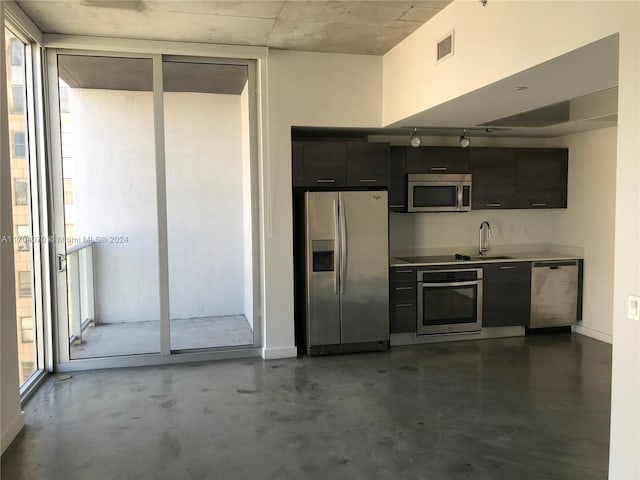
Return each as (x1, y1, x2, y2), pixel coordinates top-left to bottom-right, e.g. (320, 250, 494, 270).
(46, 47, 263, 371)
(4, 16, 53, 400)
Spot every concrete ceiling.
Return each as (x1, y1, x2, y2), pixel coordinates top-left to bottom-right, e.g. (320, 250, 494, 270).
(16, 0, 452, 55)
(17, 1, 618, 138)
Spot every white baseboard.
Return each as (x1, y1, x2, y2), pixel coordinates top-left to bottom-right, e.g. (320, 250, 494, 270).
(573, 324, 613, 344)
(262, 346, 298, 360)
(1, 411, 25, 454)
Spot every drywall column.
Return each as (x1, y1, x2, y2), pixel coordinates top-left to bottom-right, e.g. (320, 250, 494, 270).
(554, 128, 616, 343)
(262, 50, 382, 359)
(609, 12, 640, 477)
(1, 4, 26, 453)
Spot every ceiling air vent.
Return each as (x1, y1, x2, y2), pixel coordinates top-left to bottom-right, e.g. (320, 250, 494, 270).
(437, 30, 454, 62)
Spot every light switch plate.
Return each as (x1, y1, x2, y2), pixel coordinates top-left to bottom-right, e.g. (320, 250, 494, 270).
(628, 295, 640, 321)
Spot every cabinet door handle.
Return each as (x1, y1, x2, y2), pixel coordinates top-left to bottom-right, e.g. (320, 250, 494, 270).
(395, 286, 413, 291)
(531, 202, 547, 207)
(395, 270, 413, 273)
(389, 204, 406, 208)
(316, 179, 336, 183)
(499, 266, 517, 270)
(430, 167, 447, 171)
(359, 179, 378, 183)
(395, 303, 414, 308)
(485, 203, 502, 207)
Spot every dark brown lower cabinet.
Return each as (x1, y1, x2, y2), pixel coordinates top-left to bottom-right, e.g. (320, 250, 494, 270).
(482, 262, 532, 327)
(390, 267, 417, 333)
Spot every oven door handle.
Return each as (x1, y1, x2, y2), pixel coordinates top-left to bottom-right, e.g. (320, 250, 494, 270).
(419, 281, 480, 288)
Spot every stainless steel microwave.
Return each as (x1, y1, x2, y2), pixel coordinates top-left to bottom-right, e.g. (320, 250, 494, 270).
(407, 174, 472, 212)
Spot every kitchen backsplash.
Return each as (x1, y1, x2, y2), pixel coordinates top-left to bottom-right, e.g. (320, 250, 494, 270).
(389, 209, 561, 252)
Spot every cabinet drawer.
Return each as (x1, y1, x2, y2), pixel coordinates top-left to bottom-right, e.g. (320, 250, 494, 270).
(390, 268, 416, 284)
(390, 284, 416, 302)
(390, 301, 417, 334)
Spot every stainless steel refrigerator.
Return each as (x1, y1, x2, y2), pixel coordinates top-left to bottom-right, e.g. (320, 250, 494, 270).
(305, 191, 389, 355)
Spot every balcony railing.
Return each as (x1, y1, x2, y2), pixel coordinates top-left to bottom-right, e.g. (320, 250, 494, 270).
(66, 242, 95, 345)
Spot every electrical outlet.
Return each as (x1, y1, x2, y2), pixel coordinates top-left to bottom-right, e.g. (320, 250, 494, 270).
(627, 295, 640, 322)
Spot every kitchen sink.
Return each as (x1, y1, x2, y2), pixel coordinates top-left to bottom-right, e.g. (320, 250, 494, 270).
(470, 255, 514, 260)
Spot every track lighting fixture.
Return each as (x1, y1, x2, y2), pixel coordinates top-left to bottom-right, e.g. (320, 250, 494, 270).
(410, 128, 421, 148)
(459, 129, 471, 148)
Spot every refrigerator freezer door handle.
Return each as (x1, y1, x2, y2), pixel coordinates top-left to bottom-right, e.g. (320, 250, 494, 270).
(339, 196, 347, 295)
(333, 198, 339, 295)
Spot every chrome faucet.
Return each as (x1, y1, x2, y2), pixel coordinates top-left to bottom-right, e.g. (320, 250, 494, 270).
(479, 221, 491, 256)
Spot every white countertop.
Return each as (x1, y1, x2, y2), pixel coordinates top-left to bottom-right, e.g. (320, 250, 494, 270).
(389, 245, 582, 267)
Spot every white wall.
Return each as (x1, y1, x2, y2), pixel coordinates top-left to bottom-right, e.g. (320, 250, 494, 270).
(554, 127, 616, 342)
(383, 2, 640, 477)
(164, 91, 246, 319)
(383, 1, 624, 128)
(261, 50, 382, 358)
(0, 5, 25, 452)
(71, 89, 160, 323)
(71, 89, 249, 322)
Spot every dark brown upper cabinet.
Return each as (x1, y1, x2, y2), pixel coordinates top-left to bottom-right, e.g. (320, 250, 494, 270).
(292, 141, 347, 187)
(346, 142, 389, 186)
(422, 146, 470, 174)
(515, 148, 568, 208)
(404, 146, 470, 174)
(292, 141, 389, 188)
(291, 141, 305, 186)
(468, 147, 568, 210)
(389, 147, 408, 211)
(470, 148, 517, 209)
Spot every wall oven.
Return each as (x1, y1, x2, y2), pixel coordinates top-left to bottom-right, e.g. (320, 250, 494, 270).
(407, 174, 472, 212)
(417, 268, 483, 335)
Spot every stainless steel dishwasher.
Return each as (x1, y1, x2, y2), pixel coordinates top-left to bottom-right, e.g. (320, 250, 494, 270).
(530, 260, 579, 328)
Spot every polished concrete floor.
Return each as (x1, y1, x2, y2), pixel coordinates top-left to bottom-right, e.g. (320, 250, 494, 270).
(3, 334, 611, 480)
(70, 315, 254, 359)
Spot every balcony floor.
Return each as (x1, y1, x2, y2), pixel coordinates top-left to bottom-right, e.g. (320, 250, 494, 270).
(70, 315, 253, 359)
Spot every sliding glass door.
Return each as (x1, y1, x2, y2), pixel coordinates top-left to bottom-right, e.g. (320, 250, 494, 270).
(51, 53, 161, 360)
(49, 50, 260, 367)
(163, 58, 255, 351)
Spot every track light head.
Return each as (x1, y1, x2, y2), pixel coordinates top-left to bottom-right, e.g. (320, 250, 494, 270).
(410, 128, 421, 148)
(459, 130, 470, 148)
